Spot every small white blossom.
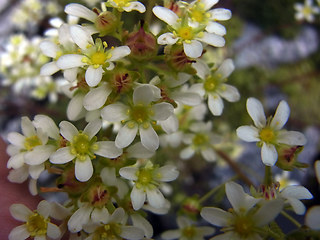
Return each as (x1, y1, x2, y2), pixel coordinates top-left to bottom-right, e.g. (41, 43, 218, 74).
(9, 200, 61, 240)
(294, 0, 320, 22)
(161, 216, 215, 240)
(101, 85, 174, 151)
(106, 0, 146, 13)
(119, 161, 179, 210)
(201, 181, 284, 240)
(49, 119, 123, 182)
(236, 98, 307, 166)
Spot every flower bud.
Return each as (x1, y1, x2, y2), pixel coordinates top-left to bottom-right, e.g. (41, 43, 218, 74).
(164, 45, 196, 75)
(276, 144, 308, 171)
(180, 195, 201, 219)
(126, 25, 158, 61)
(94, 10, 118, 36)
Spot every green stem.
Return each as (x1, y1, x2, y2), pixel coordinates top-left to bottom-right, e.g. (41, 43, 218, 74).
(264, 166, 273, 186)
(144, 0, 156, 23)
(198, 176, 237, 204)
(280, 211, 302, 228)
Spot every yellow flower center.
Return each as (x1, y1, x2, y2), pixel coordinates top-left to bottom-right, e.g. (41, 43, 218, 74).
(233, 215, 254, 238)
(302, 6, 312, 15)
(93, 223, 122, 240)
(192, 133, 209, 147)
(91, 52, 108, 65)
(26, 212, 48, 237)
(128, 104, 153, 125)
(112, 0, 131, 7)
(177, 26, 194, 41)
(137, 169, 153, 184)
(259, 128, 276, 144)
(70, 132, 98, 161)
(24, 135, 42, 151)
(204, 75, 221, 92)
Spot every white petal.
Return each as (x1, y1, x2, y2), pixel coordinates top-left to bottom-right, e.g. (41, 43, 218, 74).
(140, 125, 159, 151)
(7, 132, 25, 148)
(131, 186, 146, 210)
(287, 198, 306, 215)
(206, 22, 226, 35)
(7, 153, 25, 169)
(120, 226, 145, 240)
(180, 146, 195, 159)
(126, 142, 155, 159)
(101, 103, 128, 122)
(270, 100, 290, 130)
(281, 185, 313, 199)
(192, 60, 210, 79)
(198, 32, 225, 47)
(95, 141, 123, 158)
(29, 164, 45, 179)
(56, 54, 85, 69)
(171, 91, 202, 106)
(254, 199, 284, 226)
(68, 206, 92, 233)
(108, 46, 131, 61)
(65, 3, 97, 22)
(261, 143, 278, 166)
(226, 181, 259, 213)
(201, 207, 232, 227)
(152, 6, 178, 26)
(37, 200, 51, 218)
(123, 2, 146, 13)
(8, 166, 28, 183)
(183, 40, 203, 58)
(115, 123, 138, 148)
(40, 62, 60, 76)
(305, 206, 320, 230)
(21, 117, 35, 136)
(218, 84, 240, 102)
(29, 179, 38, 195)
(131, 213, 153, 238)
(147, 188, 165, 209)
(155, 165, 179, 182)
(75, 157, 93, 182)
(47, 222, 61, 239)
(210, 8, 232, 20)
(208, 94, 224, 116)
(133, 85, 155, 105)
(202, 0, 219, 9)
(33, 115, 59, 140)
(39, 40, 59, 58)
(10, 204, 32, 221)
(85, 65, 103, 87)
(59, 121, 78, 141)
(160, 115, 179, 134)
(84, 83, 112, 111)
(246, 97, 266, 128)
(236, 126, 259, 142)
(119, 166, 138, 181)
(161, 230, 181, 239)
(152, 102, 174, 121)
(201, 147, 217, 162)
(67, 93, 86, 121)
(25, 145, 56, 165)
(83, 119, 102, 139)
(216, 59, 235, 78)
(157, 33, 178, 45)
(91, 207, 110, 223)
(277, 131, 307, 146)
(63, 68, 78, 82)
(315, 161, 320, 184)
(50, 147, 74, 164)
(8, 225, 30, 240)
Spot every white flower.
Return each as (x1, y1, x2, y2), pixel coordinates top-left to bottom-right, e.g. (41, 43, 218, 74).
(187, 0, 232, 36)
(106, 0, 146, 13)
(236, 98, 307, 166)
(191, 59, 240, 116)
(201, 181, 284, 240)
(9, 200, 61, 240)
(56, 25, 131, 87)
(84, 208, 145, 240)
(152, 6, 225, 58)
(49, 119, 123, 182)
(274, 171, 299, 191)
(119, 161, 179, 210)
(161, 216, 215, 240)
(305, 206, 320, 230)
(180, 121, 221, 162)
(101, 85, 174, 151)
(294, 0, 320, 22)
(6, 116, 56, 174)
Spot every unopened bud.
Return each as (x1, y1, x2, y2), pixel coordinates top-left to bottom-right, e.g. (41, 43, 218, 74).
(164, 45, 196, 74)
(95, 11, 118, 36)
(276, 144, 308, 171)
